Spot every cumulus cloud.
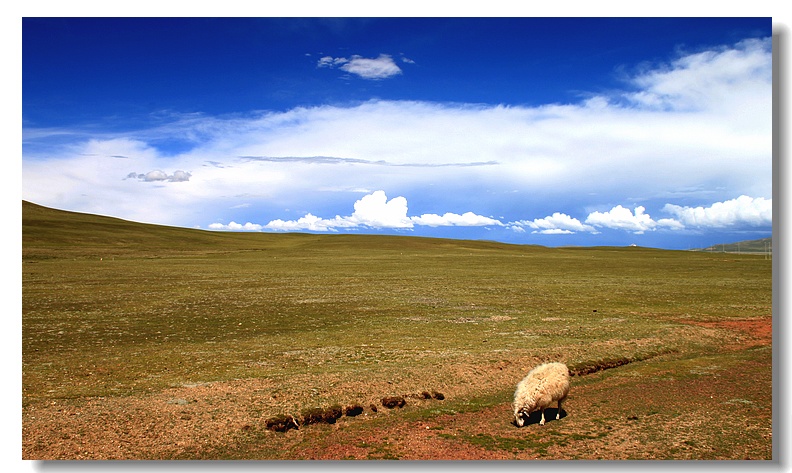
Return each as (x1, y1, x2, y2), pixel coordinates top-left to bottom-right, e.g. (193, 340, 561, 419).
(239, 191, 414, 231)
(512, 212, 597, 235)
(208, 221, 263, 231)
(126, 170, 192, 182)
(318, 53, 403, 79)
(348, 190, 413, 228)
(584, 205, 683, 234)
(663, 195, 771, 228)
(209, 190, 503, 232)
(585, 205, 655, 233)
(411, 212, 503, 227)
(579, 197, 771, 234)
(501, 194, 772, 237)
(262, 214, 354, 232)
(213, 192, 771, 236)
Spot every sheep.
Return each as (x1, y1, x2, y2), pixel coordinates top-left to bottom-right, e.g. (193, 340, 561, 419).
(513, 362, 570, 427)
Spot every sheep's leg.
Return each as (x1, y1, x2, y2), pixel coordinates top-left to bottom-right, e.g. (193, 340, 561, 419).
(557, 398, 563, 420)
(539, 408, 546, 425)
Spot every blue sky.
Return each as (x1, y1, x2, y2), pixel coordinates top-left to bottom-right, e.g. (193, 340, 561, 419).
(22, 17, 773, 249)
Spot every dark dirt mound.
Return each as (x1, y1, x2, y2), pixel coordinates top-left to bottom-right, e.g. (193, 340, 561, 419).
(381, 396, 407, 409)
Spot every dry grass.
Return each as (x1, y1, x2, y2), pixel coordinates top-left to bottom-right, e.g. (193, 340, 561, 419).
(22, 201, 773, 459)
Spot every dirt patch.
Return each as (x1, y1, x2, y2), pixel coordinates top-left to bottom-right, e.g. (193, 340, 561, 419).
(22, 376, 451, 460)
(677, 317, 772, 350)
(22, 319, 773, 460)
(286, 348, 773, 460)
(23, 346, 772, 460)
(23, 378, 279, 459)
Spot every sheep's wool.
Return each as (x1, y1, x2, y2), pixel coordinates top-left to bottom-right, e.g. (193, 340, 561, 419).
(513, 362, 570, 426)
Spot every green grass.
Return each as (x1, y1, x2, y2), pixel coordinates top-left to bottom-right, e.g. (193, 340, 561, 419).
(444, 430, 609, 456)
(22, 201, 772, 416)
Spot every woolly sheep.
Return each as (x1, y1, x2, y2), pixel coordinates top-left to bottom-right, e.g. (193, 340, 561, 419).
(513, 362, 570, 427)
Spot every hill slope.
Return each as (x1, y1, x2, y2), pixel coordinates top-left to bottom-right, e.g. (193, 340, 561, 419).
(696, 237, 772, 254)
(23, 200, 289, 257)
(22, 200, 534, 259)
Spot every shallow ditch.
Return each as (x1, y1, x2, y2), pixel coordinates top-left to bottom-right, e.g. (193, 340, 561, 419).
(569, 350, 674, 376)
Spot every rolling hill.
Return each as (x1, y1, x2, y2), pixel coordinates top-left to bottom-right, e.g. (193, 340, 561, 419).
(22, 200, 524, 259)
(695, 237, 772, 254)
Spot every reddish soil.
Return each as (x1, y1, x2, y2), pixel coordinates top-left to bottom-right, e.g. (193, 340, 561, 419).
(22, 316, 773, 460)
(289, 323, 773, 460)
(677, 317, 773, 350)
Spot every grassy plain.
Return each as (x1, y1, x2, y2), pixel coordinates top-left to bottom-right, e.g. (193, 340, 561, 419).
(21, 201, 773, 459)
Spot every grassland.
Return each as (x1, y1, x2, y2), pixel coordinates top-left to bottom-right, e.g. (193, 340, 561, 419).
(21, 201, 773, 460)
(696, 237, 772, 255)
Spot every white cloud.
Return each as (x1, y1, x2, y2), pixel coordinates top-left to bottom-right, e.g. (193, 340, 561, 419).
(348, 190, 412, 228)
(317, 56, 348, 68)
(209, 221, 263, 231)
(210, 191, 502, 232)
(411, 212, 503, 227)
(170, 170, 192, 182)
(261, 191, 413, 232)
(317, 53, 403, 80)
(513, 195, 770, 236)
(585, 205, 681, 234)
(264, 214, 357, 232)
(663, 195, 772, 228)
(624, 38, 771, 114)
(513, 212, 596, 234)
(142, 170, 168, 181)
(23, 38, 772, 238)
(586, 205, 651, 233)
(126, 169, 192, 182)
(240, 193, 770, 235)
